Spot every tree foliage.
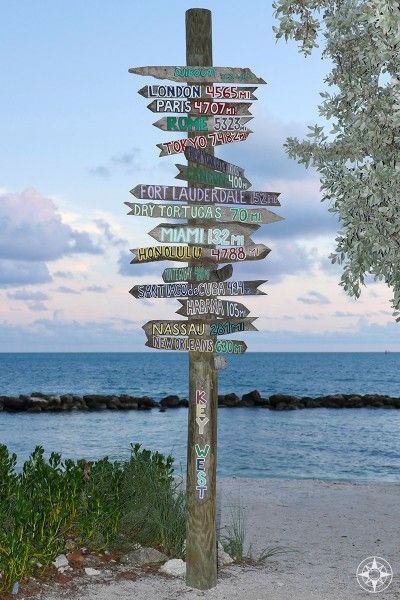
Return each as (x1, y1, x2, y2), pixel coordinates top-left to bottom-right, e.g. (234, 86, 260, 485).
(273, 0, 400, 316)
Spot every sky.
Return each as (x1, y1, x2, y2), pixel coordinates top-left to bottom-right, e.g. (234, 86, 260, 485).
(0, 0, 397, 352)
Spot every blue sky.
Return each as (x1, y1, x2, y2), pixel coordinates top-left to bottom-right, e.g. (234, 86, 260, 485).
(0, 1, 397, 351)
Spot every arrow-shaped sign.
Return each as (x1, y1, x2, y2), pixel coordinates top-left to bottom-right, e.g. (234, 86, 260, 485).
(131, 185, 280, 206)
(147, 100, 252, 116)
(184, 147, 245, 177)
(153, 115, 253, 133)
(130, 244, 270, 264)
(130, 280, 266, 299)
(142, 318, 258, 338)
(175, 164, 252, 190)
(148, 223, 258, 246)
(162, 264, 233, 283)
(145, 336, 247, 354)
(125, 202, 284, 225)
(157, 131, 252, 156)
(176, 298, 251, 318)
(129, 66, 266, 85)
(138, 85, 258, 100)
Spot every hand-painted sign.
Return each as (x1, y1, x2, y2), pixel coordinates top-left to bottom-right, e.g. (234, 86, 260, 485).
(125, 202, 284, 225)
(157, 131, 251, 156)
(148, 222, 258, 246)
(129, 280, 266, 299)
(147, 100, 252, 116)
(153, 115, 253, 132)
(162, 264, 233, 283)
(184, 147, 245, 177)
(129, 66, 266, 85)
(130, 244, 270, 264)
(131, 185, 281, 206)
(138, 85, 258, 100)
(175, 164, 251, 190)
(176, 298, 251, 318)
(145, 336, 247, 354)
(142, 318, 258, 337)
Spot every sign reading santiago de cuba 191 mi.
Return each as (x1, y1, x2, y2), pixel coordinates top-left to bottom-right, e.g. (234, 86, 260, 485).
(129, 280, 266, 299)
(129, 66, 266, 85)
(157, 131, 251, 156)
(147, 100, 252, 115)
(131, 185, 281, 206)
(125, 202, 284, 225)
(148, 223, 258, 246)
(153, 115, 253, 132)
(138, 85, 258, 100)
(130, 244, 270, 264)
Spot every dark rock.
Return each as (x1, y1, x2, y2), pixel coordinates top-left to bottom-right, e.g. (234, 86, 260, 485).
(160, 395, 180, 408)
(27, 397, 49, 409)
(138, 396, 157, 408)
(119, 395, 139, 410)
(240, 389, 261, 407)
(2, 396, 26, 411)
(269, 394, 300, 407)
(31, 392, 52, 399)
(83, 395, 110, 410)
(218, 393, 240, 407)
(179, 399, 189, 407)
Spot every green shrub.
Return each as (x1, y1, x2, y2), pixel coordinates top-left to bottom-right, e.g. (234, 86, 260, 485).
(0, 443, 183, 593)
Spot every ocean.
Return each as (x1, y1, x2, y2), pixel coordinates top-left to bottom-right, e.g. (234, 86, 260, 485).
(0, 352, 399, 482)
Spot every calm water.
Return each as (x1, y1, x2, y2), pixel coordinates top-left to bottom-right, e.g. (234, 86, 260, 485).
(0, 352, 399, 482)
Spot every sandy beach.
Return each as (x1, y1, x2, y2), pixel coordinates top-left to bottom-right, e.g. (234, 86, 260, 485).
(35, 477, 399, 600)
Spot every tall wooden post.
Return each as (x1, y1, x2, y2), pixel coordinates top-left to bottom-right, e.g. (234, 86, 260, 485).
(185, 8, 218, 590)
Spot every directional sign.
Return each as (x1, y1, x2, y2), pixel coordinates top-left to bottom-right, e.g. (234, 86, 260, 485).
(131, 185, 281, 206)
(130, 244, 270, 264)
(129, 280, 266, 299)
(129, 66, 266, 85)
(142, 318, 258, 338)
(138, 85, 258, 100)
(148, 223, 258, 246)
(157, 131, 252, 156)
(147, 100, 252, 116)
(185, 147, 245, 177)
(215, 356, 228, 369)
(175, 164, 251, 190)
(145, 336, 247, 354)
(125, 202, 284, 225)
(153, 115, 253, 133)
(176, 298, 251, 318)
(162, 264, 233, 283)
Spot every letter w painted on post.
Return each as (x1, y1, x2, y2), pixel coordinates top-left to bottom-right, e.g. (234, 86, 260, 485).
(195, 444, 210, 458)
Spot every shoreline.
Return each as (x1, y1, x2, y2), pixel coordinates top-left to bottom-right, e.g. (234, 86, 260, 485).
(1, 390, 400, 412)
(35, 477, 399, 600)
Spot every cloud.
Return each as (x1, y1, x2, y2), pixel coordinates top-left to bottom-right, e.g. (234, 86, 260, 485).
(0, 260, 51, 287)
(94, 219, 125, 248)
(0, 188, 102, 262)
(83, 285, 109, 293)
(57, 286, 80, 295)
(7, 290, 49, 301)
(53, 270, 74, 279)
(89, 148, 141, 177)
(298, 290, 331, 305)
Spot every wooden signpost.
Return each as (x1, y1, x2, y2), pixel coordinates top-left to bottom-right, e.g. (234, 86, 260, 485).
(153, 115, 253, 132)
(126, 7, 283, 591)
(126, 201, 283, 225)
(147, 100, 253, 115)
(138, 84, 258, 100)
(130, 184, 281, 205)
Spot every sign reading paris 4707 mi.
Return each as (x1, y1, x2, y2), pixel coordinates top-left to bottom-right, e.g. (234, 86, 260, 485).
(127, 25, 283, 591)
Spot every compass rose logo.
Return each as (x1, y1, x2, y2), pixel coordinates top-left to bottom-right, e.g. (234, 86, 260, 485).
(356, 556, 393, 593)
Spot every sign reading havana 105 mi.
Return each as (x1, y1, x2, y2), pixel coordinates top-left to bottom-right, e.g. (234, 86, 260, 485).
(127, 47, 283, 591)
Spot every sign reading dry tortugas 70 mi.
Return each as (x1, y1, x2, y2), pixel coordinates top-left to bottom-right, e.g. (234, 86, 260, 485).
(126, 7, 283, 591)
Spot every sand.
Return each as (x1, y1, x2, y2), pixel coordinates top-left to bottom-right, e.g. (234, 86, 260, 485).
(37, 478, 400, 600)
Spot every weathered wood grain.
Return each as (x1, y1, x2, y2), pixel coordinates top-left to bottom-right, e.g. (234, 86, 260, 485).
(125, 202, 284, 225)
(148, 222, 258, 246)
(162, 264, 233, 283)
(130, 184, 281, 206)
(184, 147, 245, 176)
(138, 84, 258, 100)
(129, 65, 266, 85)
(175, 164, 251, 190)
(129, 243, 271, 264)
